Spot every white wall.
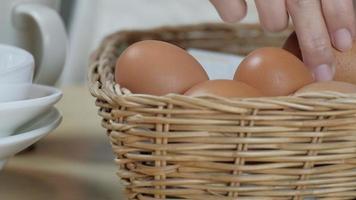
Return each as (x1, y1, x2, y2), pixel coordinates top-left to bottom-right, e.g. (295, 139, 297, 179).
(59, 0, 259, 86)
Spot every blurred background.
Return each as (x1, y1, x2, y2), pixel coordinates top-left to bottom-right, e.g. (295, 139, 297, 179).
(58, 0, 259, 86)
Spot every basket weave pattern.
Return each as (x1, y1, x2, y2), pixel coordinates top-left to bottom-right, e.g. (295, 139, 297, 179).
(89, 24, 356, 199)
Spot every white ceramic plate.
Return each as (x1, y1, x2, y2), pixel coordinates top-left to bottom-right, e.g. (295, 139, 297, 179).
(0, 108, 62, 170)
(0, 84, 62, 137)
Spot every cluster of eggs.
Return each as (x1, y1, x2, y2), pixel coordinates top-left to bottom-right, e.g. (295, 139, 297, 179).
(115, 37, 356, 98)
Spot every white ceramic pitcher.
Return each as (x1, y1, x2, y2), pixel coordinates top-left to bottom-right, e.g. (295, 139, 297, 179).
(0, 0, 67, 85)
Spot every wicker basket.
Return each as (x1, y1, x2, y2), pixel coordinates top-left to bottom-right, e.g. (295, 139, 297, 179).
(89, 23, 356, 200)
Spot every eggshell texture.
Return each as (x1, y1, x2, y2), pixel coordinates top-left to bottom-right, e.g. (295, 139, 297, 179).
(334, 41, 356, 85)
(234, 47, 314, 96)
(283, 31, 302, 60)
(184, 80, 263, 97)
(295, 81, 356, 94)
(115, 40, 209, 95)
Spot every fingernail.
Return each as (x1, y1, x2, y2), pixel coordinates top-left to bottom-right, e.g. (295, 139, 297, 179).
(220, 14, 239, 23)
(333, 28, 353, 51)
(314, 64, 334, 81)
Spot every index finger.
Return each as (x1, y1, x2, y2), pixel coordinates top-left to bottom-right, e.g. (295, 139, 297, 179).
(287, 0, 335, 81)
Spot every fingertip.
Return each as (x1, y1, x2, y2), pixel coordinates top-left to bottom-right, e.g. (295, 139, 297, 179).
(220, 10, 247, 23)
(332, 28, 353, 52)
(210, 0, 247, 23)
(321, 0, 356, 50)
(298, 34, 335, 81)
(313, 64, 335, 81)
(301, 39, 336, 81)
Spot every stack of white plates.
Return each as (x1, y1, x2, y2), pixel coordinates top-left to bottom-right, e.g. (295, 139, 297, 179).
(0, 44, 62, 170)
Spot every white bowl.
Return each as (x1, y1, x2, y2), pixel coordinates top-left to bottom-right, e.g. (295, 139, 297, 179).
(0, 108, 62, 170)
(0, 84, 62, 137)
(0, 44, 34, 84)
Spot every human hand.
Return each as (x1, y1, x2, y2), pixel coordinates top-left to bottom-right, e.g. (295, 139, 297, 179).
(210, 0, 356, 81)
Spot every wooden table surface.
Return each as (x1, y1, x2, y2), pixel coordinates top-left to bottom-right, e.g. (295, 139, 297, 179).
(0, 86, 126, 200)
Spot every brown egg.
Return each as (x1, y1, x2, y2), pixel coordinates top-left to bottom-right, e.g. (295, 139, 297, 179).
(184, 80, 263, 97)
(295, 81, 356, 94)
(115, 40, 208, 95)
(283, 31, 302, 60)
(234, 47, 314, 96)
(334, 41, 356, 85)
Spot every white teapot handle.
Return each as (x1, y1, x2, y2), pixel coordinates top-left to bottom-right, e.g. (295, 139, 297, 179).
(12, 3, 67, 85)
